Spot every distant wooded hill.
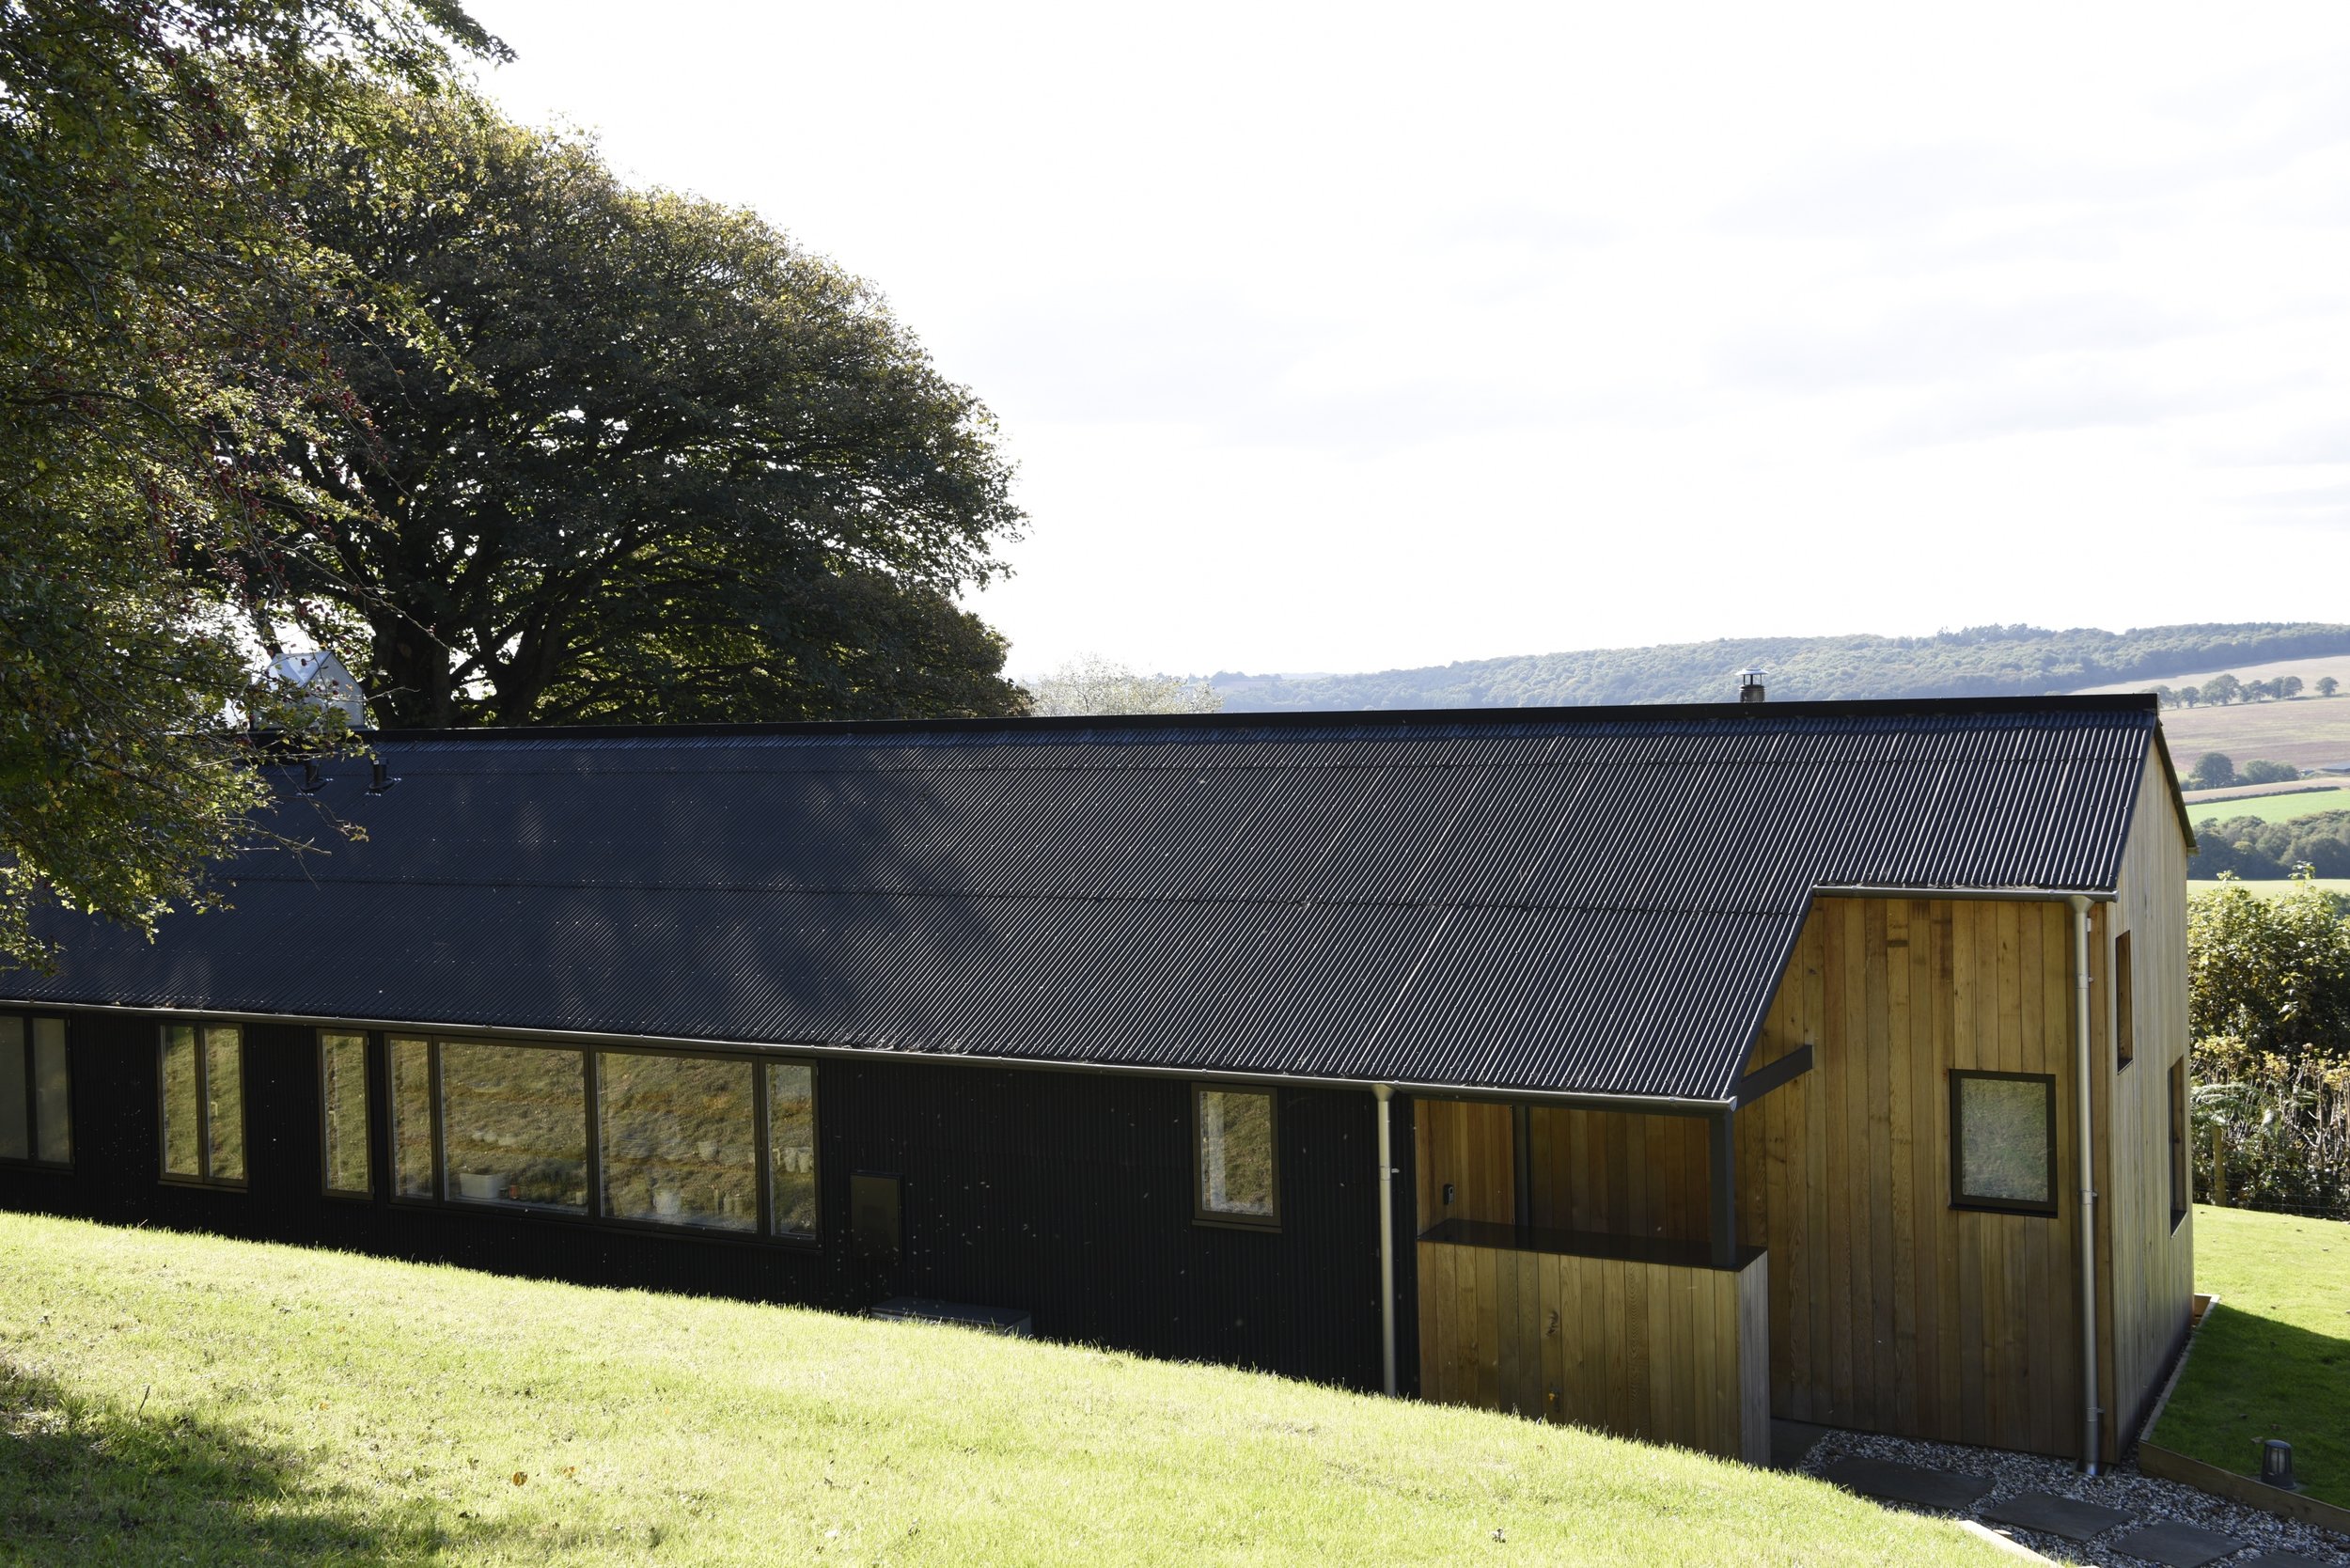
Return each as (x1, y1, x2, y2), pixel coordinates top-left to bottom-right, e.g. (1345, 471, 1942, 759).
(1212, 623, 2350, 712)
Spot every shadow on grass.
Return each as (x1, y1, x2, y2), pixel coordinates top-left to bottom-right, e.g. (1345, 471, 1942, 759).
(2152, 1307, 2350, 1511)
(0, 1356, 457, 1566)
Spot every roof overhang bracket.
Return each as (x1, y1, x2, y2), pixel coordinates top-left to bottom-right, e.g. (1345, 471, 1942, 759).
(1732, 1042, 1813, 1108)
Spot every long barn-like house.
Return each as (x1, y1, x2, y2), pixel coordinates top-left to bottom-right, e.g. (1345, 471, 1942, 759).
(0, 693, 2193, 1466)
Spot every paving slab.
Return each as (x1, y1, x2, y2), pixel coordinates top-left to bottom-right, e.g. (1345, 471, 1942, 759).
(1979, 1490, 2136, 1544)
(2109, 1519, 2248, 1568)
(1817, 1456, 1994, 1513)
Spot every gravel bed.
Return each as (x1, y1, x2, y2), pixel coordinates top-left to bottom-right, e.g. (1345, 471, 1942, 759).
(1802, 1427, 2350, 1566)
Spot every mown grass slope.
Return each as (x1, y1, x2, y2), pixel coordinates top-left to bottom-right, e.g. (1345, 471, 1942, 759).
(0, 1213, 2017, 1567)
(2153, 1205, 2350, 1508)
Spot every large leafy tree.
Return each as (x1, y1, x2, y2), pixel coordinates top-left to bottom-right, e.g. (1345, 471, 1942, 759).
(0, 0, 497, 965)
(260, 95, 1026, 728)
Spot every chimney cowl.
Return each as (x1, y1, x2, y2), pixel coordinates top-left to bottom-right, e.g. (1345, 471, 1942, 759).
(1738, 667, 1766, 704)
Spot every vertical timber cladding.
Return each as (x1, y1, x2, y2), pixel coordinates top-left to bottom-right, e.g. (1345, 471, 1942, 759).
(1412, 1099, 1713, 1242)
(1415, 1237, 1769, 1463)
(2094, 749, 2196, 1458)
(1734, 896, 2089, 1457)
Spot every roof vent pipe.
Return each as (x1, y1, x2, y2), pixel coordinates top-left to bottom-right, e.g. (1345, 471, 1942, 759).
(1738, 667, 1766, 703)
(301, 759, 324, 794)
(367, 759, 395, 795)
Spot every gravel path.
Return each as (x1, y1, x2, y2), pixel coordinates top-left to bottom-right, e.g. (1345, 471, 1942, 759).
(1802, 1427, 2350, 1566)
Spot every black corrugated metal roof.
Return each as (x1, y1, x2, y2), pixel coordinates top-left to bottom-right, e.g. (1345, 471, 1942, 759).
(2, 696, 2171, 1101)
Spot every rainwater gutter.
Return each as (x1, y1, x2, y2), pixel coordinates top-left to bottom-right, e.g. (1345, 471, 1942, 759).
(1374, 1084, 1397, 1396)
(2068, 892, 2103, 1474)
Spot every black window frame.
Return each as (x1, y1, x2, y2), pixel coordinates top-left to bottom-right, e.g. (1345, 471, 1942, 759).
(2169, 1055, 2190, 1231)
(381, 1032, 821, 1247)
(0, 1011, 72, 1172)
(158, 1020, 247, 1191)
(2114, 930, 2136, 1071)
(1948, 1069, 2059, 1216)
(317, 1029, 375, 1200)
(1191, 1082, 1281, 1231)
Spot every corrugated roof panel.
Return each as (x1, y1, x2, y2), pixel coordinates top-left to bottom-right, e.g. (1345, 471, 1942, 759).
(4, 696, 2167, 1099)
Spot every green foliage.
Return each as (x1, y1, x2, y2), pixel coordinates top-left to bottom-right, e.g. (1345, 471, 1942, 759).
(2189, 810, 2350, 881)
(0, 0, 494, 965)
(2201, 672, 2247, 706)
(2240, 759, 2301, 785)
(2191, 1036, 2350, 1216)
(2322, 676, 2342, 698)
(255, 93, 1026, 727)
(1212, 623, 2350, 712)
(2186, 876, 2350, 1059)
(1027, 654, 1224, 716)
(2191, 751, 2238, 790)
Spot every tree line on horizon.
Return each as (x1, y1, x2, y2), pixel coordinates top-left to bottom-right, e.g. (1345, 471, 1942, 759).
(2155, 672, 2341, 708)
(1212, 623, 2350, 713)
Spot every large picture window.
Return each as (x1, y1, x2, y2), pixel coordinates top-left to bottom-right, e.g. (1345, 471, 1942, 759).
(441, 1041, 588, 1213)
(161, 1023, 244, 1187)
(1950, 1070, 2057, 1215)
(384, 1033, 817, 1241)
(601, 1051, 757, 1231)
(1194, 1085, 1278, 1227)
(1, 1015, 70, 1168)
(321, 1031, 372, 1198)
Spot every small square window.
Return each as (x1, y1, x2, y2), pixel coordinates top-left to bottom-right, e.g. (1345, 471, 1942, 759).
(1194, 1086, 1278, 1227)
(1950, 1071, 2057, 1214)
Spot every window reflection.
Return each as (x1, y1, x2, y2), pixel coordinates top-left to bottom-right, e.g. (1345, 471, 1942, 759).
(441, 1042, 587, 1212)
(600, 1052, 756, 1231)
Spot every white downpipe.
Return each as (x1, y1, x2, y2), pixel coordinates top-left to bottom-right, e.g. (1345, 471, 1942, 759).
(1374, 1084, 1398, 1397)
(2069, 894, 2102, 1474)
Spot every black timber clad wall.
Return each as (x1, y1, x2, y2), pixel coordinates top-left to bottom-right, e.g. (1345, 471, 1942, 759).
(0, 1012, 1417, 1395)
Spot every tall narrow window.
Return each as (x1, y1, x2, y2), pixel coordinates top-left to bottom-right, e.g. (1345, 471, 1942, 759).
(389, 1036, 435, 1199)
(2170, 1057, 2189, 1227)
(0, 1016, 67, 1167)
(767, 1061, 818, 1238)
(160, 1023, 244, 1187)
(599, 1051, 756, 1231)
(321, 1032, 372, 1197)
(2115, 931, 2136, 1070)
(1950, 1070, 2057, 1214)
(1194, 1085, 1279, 1226)
(440, 1041, 587, 1212)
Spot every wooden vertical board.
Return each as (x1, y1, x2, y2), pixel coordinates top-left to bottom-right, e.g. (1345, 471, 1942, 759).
(1740, 1254, 1773, 1465)
(1864, 897, 1898, 1428)
(1934, 900, 1965, 1430)
(1908, 901, 1942, 1434)
(1885, 900, 1919, 1432)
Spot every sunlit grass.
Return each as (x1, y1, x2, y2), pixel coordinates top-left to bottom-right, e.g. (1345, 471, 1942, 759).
(0, 1213, 2016, 1566)
(2153, 1205, 2350, 1508)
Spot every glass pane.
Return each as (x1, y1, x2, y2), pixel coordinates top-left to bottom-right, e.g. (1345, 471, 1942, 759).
(321, 1033, 371, 1194)
(0, 1017, 25, 1162)
(1958, 1075, 2051, 1204)
(162, 1025, 203, 1177)
(389, 1037, 435, 1199)
(441, 1041, 586, 1212)
(1198, 1089, 1276, 1218)
(767, 1062, 817, 1237)
(205, 1026, 245, 1183)
(600, 1053, 756, 1231)
(32, 1019, 69, 1164)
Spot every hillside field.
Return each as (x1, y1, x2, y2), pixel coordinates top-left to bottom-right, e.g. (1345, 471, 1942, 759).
(2184, 784, 2350, 828)
(2154, 697, 2350, 774)
(0, 1214, 2015, 1567)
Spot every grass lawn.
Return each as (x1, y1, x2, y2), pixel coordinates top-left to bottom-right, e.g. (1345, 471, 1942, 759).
(0, 1214, 2013, 1567)
(2152, 1205, 2350, 1508)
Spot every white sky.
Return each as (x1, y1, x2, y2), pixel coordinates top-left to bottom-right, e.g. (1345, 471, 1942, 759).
(465, 1, 2350, 679)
